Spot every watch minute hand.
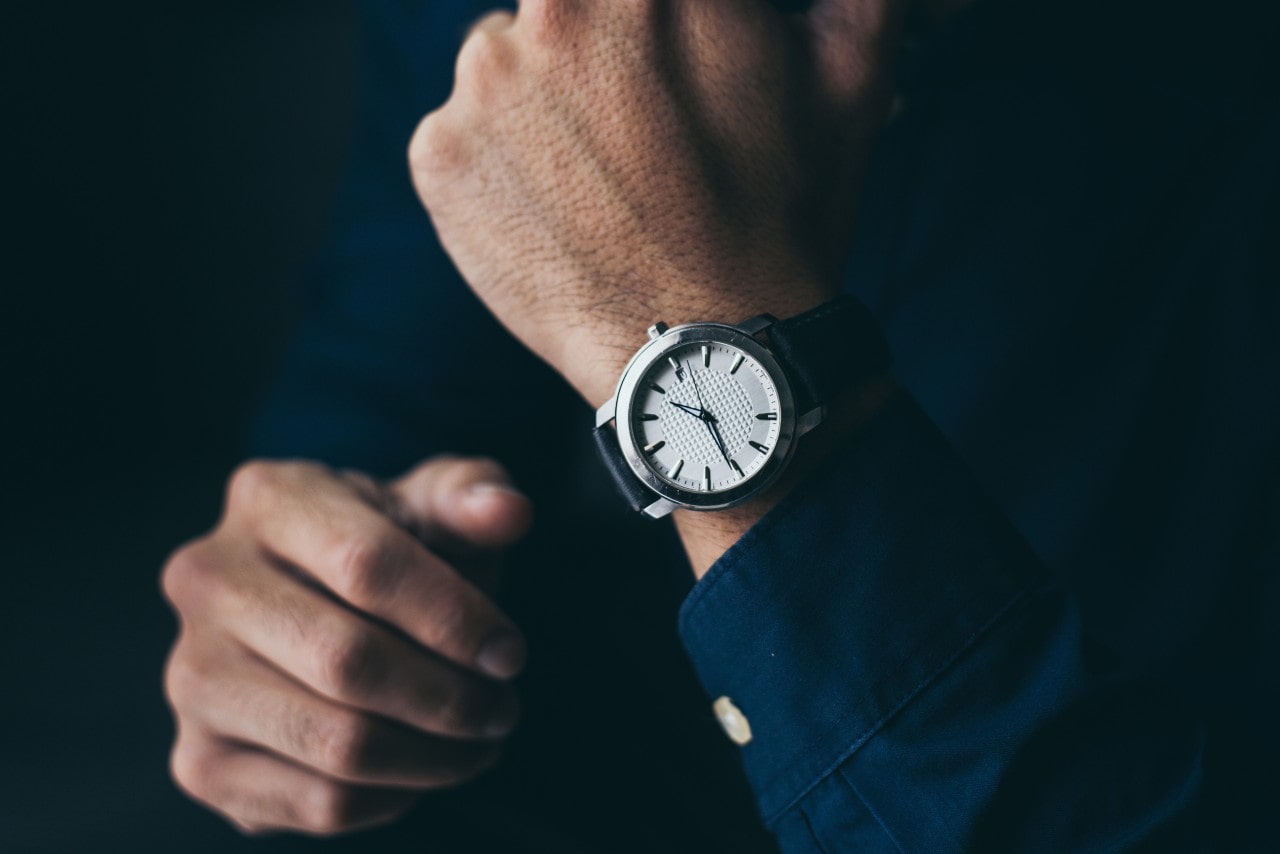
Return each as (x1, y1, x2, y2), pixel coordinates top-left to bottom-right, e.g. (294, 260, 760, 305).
(707, 417, 731, 463)
(684, 360, 731, 463)
(685, 360, 708, 411)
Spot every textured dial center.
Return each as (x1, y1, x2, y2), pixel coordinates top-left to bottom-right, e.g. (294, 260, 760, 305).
(661, 368, 754, 461)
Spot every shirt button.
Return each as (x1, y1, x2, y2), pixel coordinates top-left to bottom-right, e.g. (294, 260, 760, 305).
(713, 696, 753, 746)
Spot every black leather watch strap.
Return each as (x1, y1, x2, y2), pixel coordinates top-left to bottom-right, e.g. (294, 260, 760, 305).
(765, 295, 891, 413)
(592, 422, 654, 512)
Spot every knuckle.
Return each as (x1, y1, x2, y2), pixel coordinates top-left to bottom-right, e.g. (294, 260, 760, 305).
(408, 111, 468, 182)
(163, 645, 204, 714)
(313, 630, 383, 701)
(226, 460, 276, 509)
(159, 548, 192, 608)
(160, 539, 214, 611)
(333, 533, 401, 607)
(522, 0, 577, 46)
(456, 24, 516, 91)
(313, 712, 376, 779)
(169, 735, 214, 801)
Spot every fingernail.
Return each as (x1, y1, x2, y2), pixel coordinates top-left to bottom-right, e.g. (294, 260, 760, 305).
(469, 482, 525, 498)
(476, 631, 527, 680)
(463, 482, 526, 510)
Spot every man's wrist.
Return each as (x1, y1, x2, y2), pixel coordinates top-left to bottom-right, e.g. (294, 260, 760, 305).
(674, 372, 898, 578)
(569, 278, 838, 407)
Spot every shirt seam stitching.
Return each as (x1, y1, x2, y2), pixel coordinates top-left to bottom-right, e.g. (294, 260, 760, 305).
(762, 582, 1040, 827)
(753, 582, 1010, 802)
(838, 764, 907, 853)
(797, 803, 833, 854)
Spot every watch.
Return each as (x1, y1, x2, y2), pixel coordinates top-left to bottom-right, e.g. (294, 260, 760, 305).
(592, 296, 891, 518)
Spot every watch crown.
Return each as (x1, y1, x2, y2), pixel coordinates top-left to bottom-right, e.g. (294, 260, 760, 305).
(647, 322, 669, 340)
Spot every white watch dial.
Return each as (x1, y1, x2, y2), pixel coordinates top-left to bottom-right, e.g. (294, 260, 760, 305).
(629, 342, 782, 493)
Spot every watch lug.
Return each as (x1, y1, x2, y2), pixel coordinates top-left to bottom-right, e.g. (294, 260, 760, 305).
(737, 314, 778, 336)
(595, 398, 617, 429)
(647, 322, 669, 340)
(641, 497, 679, 519)
(797, 406, 825, 437)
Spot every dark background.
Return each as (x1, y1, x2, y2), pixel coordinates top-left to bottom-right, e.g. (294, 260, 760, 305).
(4, 1, 1276, 851)
(3, 3, 362, 850)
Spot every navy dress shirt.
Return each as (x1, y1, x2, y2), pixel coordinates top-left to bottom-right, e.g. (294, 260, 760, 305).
(252, 0, 1279, 850)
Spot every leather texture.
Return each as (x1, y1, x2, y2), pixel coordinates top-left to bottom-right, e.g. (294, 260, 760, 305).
(766, 295, 893, 414)
(593, 422, 655, 512)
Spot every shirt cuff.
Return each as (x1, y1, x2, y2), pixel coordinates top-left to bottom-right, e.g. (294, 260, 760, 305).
(677, 393, 1046, 823)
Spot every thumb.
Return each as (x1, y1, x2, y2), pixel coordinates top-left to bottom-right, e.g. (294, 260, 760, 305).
(802, 0, 907, 108)
(389, 456, 534, 552)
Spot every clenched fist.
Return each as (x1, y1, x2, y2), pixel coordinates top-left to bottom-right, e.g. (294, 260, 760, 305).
(161, 456, 532, 835)
(411, 0, 907, 406)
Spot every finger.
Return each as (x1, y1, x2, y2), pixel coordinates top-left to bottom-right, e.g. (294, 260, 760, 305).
(206, 560, 521, 739)
(171, 731, 417, 837)
(389, 456, 534, 552)
(228, 461, 528, 679)
(174, 646, 503, 788)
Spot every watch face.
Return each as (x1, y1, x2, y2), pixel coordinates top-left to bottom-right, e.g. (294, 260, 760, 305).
(628, 340, 783, 494)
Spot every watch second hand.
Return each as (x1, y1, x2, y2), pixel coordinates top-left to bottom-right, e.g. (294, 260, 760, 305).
(685, 360, 732, 463)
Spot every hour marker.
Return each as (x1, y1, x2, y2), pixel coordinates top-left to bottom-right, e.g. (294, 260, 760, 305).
(648, 381, 666, 395)
(702, 345, 710, 368)
(668, 459, 684, 479)
(729, 354, 744, 374)
(668, 357, 685, 379)
(729, 459, 744, 478)
(756, 412, 778, 421)
(749, 441, 770, 454)
(644, 440, 666, 455)
(638, 413, 659, 421)
(703, 466, 711, 491)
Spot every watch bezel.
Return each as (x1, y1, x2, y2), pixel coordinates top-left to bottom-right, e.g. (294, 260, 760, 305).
(613, 322, 798, 511)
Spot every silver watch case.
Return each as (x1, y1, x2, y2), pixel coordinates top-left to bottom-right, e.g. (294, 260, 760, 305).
(595, 317, 824, 518)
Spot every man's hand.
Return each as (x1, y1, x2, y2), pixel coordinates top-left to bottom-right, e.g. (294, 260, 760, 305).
(161, 457, 532, 835)
(410, 0, 906, 406)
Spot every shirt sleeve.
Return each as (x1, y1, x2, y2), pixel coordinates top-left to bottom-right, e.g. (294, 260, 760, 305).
(678, 392, 1210, 851)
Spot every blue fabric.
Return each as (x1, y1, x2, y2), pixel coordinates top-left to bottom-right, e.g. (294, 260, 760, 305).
(252, 0, 1279, 850)
(680, 395, 1210, 849)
